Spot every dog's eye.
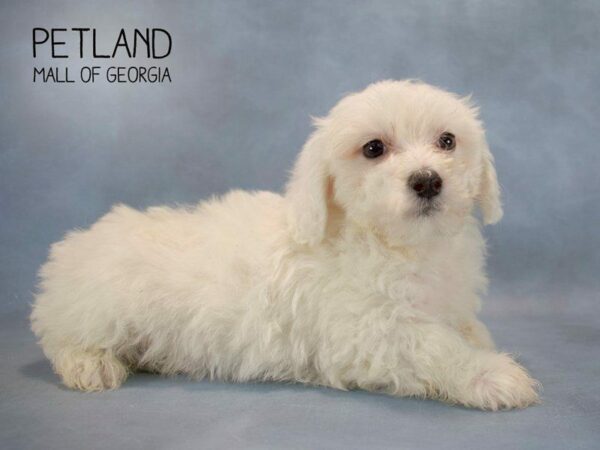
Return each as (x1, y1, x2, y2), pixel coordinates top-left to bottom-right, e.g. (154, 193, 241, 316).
(437, 132, 456, 151)
(362, 139, 385, 159)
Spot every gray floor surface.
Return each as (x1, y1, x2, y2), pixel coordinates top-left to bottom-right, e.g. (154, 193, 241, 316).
(2, 287, 599, 450)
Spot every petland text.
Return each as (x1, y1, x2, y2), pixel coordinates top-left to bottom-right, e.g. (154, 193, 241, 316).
(32, 28, 172, 84)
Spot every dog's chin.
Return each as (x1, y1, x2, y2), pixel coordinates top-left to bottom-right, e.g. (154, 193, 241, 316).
(383, 201, 466, 246)
(364, 196, 469, 247)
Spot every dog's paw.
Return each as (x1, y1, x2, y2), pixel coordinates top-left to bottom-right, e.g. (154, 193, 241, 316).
(54, 348, 128, 392)
(465, 353, 541, 410)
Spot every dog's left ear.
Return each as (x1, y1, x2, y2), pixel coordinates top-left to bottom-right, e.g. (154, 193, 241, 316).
(285, 128, 330, 246)
(478, 142, 503, 225)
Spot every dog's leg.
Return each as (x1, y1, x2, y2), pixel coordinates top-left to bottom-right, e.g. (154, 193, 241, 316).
(393, 322, 540, 409)
(52, 347, 129, 392)
(458, 318, 496, 350)
(319, 318, 539, 410)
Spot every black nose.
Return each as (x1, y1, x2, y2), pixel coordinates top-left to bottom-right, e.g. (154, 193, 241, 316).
(408, 170, 443, 199)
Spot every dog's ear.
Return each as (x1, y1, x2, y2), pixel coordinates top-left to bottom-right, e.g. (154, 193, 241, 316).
(478, 143, 503, 225)
(285, 128, 330, 245)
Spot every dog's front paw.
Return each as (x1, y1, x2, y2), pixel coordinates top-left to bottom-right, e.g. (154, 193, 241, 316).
(464, 353, 540, 411)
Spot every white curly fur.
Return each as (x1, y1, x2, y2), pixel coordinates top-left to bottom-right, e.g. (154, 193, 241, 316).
(31, 80, 540, 409)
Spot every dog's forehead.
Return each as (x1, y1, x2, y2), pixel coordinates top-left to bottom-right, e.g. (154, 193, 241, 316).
(329, 81, 479, 140)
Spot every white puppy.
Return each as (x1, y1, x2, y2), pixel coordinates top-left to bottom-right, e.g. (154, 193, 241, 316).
(31, 80, 540, 410)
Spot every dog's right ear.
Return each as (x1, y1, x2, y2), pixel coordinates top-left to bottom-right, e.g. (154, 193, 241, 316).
(285, 128, 330, 246)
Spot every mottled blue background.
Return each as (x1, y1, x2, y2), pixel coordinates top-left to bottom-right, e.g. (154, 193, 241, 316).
(1, 1, 598, 449)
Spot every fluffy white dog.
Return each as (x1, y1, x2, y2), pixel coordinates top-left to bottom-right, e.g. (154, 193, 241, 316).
(31, 80, 540, 410)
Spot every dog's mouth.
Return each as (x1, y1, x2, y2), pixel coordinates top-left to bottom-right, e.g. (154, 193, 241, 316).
(416, 199, 441, 217)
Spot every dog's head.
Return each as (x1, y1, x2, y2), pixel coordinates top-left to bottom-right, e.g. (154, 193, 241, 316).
(286, 80, 502, 246)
